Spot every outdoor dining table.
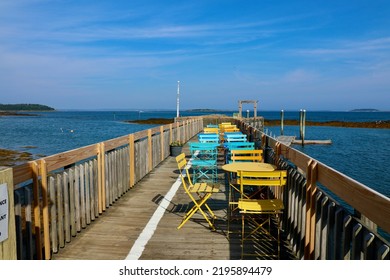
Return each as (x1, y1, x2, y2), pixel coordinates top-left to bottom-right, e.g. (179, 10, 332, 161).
(221, 162, 276, 173)
(222, 162, 277, 198)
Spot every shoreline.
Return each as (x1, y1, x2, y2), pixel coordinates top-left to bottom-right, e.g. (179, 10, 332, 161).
(0, 148, 34, 167)
(124, 118, 174, 124)
(0, 111, 40, 117)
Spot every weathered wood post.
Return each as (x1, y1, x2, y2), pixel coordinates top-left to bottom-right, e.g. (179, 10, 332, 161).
(280, 110, 284, 136)
(299, 109, 306, 146)
(0, 168, 17, 259)
(304, 160, 318, 260)
(302, 110, 306, 145)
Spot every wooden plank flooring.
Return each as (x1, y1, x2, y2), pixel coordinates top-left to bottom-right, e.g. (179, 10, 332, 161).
(52, 143, 295, 260)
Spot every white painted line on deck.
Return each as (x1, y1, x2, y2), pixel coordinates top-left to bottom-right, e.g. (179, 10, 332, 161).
(125, 157, 193, 260)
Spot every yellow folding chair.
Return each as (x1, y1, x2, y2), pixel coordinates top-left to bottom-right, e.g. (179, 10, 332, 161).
(175, 153, 220, 231)
(237, 170, 287, 259)
(228, 149, 265, 214)
(223, 127, 240, 133)
(231, 149, 263, 163)
(203, 127, 219, 134)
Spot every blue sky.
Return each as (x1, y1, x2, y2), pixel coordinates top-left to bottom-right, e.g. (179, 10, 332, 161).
(0, 0, 389, 111)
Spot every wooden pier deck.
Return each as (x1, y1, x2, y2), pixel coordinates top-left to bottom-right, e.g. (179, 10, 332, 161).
(51, 142, 295, 260)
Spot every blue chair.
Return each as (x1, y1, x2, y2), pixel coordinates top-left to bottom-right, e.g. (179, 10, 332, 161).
(206, 124, 219, 128)
(224, 133, 247, 142)
(189, 142, 219, 183)
(223, 142, 255, 163)
(198, 133, 219, 143)
(223, 141, 254, 150)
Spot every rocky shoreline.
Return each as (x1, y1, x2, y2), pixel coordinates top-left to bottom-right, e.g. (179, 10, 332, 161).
(0, 148, 34, 167)
(0, 111, 39, 117)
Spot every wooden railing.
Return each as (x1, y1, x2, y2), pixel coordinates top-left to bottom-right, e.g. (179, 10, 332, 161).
(2, 119, 202, 260)
(239, 119, 390, 260)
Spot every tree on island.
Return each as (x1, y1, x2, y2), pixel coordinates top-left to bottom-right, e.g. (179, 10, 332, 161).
(0, 103, 55, 111)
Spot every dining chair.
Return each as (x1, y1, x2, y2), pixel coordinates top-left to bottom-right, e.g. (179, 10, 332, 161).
(219, 123, 239, 134)
(237, 170, 287, 259)
(203, 127, 219, 134)
(198, 133, 219, 143)
(227, 149, 264, 223)
(189, 142, 219, 183)
(223, 127, 240, 133)
(175, 153, 220, 231)
(206, 124, 219, 128)
(230, 149, 263, 163)
(223, 142, 255, 163)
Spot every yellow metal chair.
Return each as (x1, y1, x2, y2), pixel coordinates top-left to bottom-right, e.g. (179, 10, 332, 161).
(231, 149, 263, 163)
(237, 170, 287, 259)
(223, 127, 240, 133)
(203, 127, 219, 134)
(175, 153, 220, 231)
(228, 150, 264, 213)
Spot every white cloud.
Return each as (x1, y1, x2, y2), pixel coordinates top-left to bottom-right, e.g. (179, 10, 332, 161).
(292, 37, 390, 58)
(282, 69, 319, 83)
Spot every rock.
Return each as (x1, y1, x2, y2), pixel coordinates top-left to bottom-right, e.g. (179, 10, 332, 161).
(0, 148, 33, 167)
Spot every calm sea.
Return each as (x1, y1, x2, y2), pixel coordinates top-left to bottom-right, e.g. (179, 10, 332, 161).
(1, 110, 389, 200)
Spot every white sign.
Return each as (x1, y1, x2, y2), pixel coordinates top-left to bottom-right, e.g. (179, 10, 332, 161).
(0, 183, 9, 242)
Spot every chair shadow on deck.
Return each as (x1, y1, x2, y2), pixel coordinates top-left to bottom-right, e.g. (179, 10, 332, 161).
(227, 217, 297, 260)
(164, 197, 229, 234)
(165, 200, 296, 259)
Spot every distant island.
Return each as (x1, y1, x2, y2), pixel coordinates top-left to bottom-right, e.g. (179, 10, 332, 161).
(0, 103, 55, 116)
(349, 109, 380, 112)
(0, 103, 55, 111)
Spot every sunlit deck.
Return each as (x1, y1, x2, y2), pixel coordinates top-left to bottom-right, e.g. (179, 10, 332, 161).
(51, 141, 295, 260)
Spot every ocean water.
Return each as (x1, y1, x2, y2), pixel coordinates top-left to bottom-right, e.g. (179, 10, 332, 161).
(1, 110, 389, 200)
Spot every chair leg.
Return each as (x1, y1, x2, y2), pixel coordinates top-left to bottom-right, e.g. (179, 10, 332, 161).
(277, 214, 281, 259)
(227, 182, 242, 238)
(177, 193, 216, 231)
(177, 205, 200, 229)
(241, 213, 245, 259)
(203, 202, 216, 219)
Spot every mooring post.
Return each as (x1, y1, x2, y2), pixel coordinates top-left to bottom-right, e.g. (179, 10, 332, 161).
(299, 109, 303, 140)
(280, 110, 284, 136)
(302, 109, 306, 146)
(299, 109, 306, 146)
